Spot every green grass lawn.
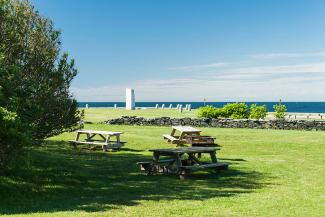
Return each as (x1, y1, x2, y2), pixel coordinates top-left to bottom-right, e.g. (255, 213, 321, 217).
(1, 114, 325, 216)
(82, 108, 325, 123)
(82, 108, 197, 123)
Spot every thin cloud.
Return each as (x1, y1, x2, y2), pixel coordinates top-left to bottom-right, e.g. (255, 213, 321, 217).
(249, 51, 325, 59)
(73, 58, 325, 101)
(168, 62, 231, 71)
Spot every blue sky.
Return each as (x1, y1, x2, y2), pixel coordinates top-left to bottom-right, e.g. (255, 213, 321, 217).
(32, 0, 325, 101)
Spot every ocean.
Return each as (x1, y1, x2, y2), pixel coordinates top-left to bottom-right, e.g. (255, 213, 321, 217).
(78, 102, 325, 113)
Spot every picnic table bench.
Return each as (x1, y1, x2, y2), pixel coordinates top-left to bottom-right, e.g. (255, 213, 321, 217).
(69, 130, 125, 151)
(137, 147, 229, 179)
(163, 126, 218, 147)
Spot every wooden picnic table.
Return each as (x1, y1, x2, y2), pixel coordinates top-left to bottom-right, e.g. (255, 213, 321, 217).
(163, 126, 201, 145)
(163, 126, 217, 147)
(137, 147, 229, 179)
(69, 130, 125, 151)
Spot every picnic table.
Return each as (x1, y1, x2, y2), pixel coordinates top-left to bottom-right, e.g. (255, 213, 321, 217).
(163, 126, 217, 147)
(137, 147, 229, 179)
(69, 130, 125, 151)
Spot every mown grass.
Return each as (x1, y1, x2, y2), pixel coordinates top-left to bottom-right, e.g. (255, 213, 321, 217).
(82, 108, 197, 123)
(1, 122, 325, 216)
(82, 108, 324, 123)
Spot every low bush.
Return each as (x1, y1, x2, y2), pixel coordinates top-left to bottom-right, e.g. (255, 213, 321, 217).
(273, 102, 287, 119)
(249, 104, 268, 119)
(197, 106, 217, 118)
(197, 106, 225, 118)
(198, 103, 250, 119)
(223, 103, 249, 119)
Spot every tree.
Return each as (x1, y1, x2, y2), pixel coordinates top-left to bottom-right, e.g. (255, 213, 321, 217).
(0, 0, 81, 143)
(0, 107, 30, 174)
(249, 104, 267, 119)
(273, 102, 287, 120)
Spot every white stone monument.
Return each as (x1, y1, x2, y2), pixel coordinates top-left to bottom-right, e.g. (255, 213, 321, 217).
(162, 104, 165, 109)
(114, 104, 117, 109)
(155, 104, 159, 109)
(188, 104, 192, 111)
(126, 88, 135, 110)
(169, 104, 172, 109)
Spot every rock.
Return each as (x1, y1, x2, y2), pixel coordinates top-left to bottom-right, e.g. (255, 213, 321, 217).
(105, 116, 325, 131)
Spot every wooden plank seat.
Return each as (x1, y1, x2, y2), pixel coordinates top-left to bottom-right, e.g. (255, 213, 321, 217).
(163, 134, 182, 144)
(180, 162, 229, 171)
(185, 135, 216, 144)
(68, 140, 126, 150)
(137, 159, 176, 175)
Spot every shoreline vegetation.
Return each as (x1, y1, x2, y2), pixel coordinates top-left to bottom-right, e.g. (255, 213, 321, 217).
(80, 108, 325, 123)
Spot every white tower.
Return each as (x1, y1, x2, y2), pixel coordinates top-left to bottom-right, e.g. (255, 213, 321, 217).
(126, 88, 135, 110)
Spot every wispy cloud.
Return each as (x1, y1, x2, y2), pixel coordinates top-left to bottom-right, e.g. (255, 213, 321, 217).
(249, 51, 325, 59)
(73, 53, 325, 101)
(73, 62, 325, 101)
(168, 62, 232, 71)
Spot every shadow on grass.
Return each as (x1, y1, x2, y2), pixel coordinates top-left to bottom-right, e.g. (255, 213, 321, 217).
(0, 140, 271, 214)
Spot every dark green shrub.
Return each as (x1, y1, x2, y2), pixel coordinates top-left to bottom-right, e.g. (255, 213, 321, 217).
(0, 107, 30, 174)
(249, 104, 267, 119)
(222, 103, 249, 119)
(273, 102, 287, 119)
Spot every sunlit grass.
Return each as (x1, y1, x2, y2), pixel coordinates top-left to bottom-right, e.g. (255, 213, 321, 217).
(82, 108, 197, 123)
(1, 122, 325, 216)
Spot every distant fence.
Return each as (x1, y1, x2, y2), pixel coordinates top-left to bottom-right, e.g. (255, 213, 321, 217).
(286, 114, 325, 120)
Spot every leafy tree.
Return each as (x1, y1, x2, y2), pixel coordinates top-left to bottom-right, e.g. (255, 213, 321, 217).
(0, 0, 81, 143)
(222, 103, 249, 119)
(273, 102, 287, 120)
(197, 106, 224, 118)
(249, 104, 267, 119)
(0, 107, 30, 174)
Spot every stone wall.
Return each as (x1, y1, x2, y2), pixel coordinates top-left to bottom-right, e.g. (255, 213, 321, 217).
(105, 116, 325, 131)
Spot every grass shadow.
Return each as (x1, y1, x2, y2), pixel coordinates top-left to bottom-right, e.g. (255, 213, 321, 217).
(0, 140, 271, 215)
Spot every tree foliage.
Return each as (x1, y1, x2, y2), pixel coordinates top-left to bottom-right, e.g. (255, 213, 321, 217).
(198, 103, 269, 119)
(197, 106, 224, 118)
(273, 102, 287, 120)
(222, 103, 249, 119)
(0, 0, 81, 143)
(249, 104, 267, 119)
(197, 103, 250, 119)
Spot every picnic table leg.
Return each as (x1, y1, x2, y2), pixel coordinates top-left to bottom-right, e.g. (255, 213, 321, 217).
(175, 154, 187, 179)
(210, 151, 218, 163)
(86, 133, 91, 148)
(170, 129, 176, 136)
(210, 151, 223, 173)
(75, 132, 80, 141)
(188, 153, 201, 165)
(148, 153, 160, 175)
(116, 135, 121, 151)
(153, 152, 160, 162)
(71, 132, 81, 149)
(102, 134, 110, 152)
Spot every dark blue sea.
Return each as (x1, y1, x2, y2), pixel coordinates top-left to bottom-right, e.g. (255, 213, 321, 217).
(78, 102, 325, 113)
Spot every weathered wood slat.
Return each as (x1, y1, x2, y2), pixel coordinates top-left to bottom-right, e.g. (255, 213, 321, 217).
(180, 162, 229, 170)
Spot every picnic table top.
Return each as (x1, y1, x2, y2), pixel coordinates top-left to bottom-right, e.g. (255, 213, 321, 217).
(172, 126, 201, 133)
(76, 130, 123, 135)
(149, 147, 219, 154)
